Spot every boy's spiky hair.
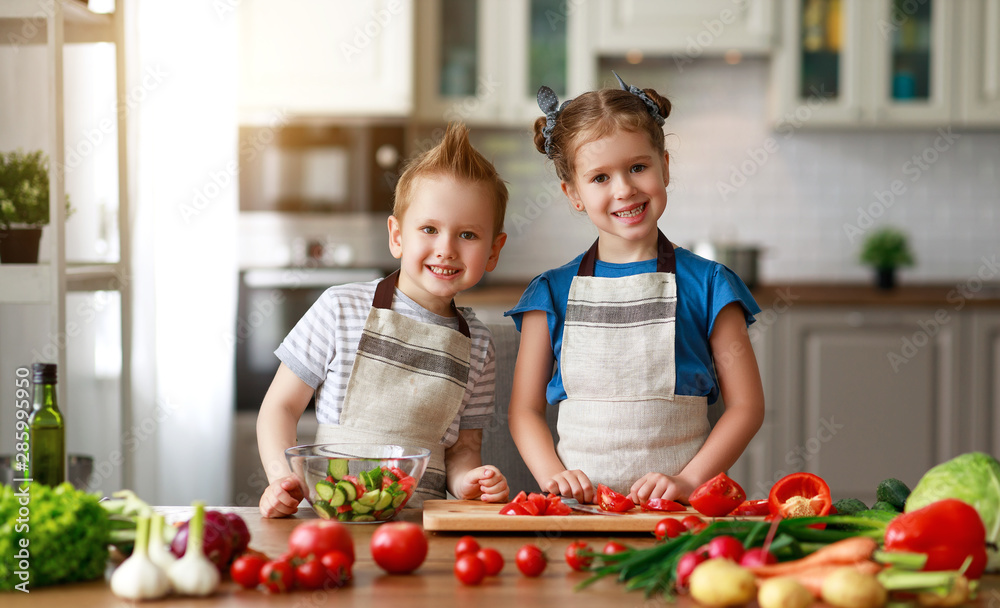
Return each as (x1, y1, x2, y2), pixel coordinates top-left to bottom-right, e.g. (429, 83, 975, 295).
(393, 123, 507, 237)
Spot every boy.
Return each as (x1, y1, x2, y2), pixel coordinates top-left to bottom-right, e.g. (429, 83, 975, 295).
(258, 123, 510, 517)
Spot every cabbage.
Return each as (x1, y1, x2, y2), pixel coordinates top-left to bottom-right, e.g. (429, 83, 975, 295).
(905, 452, 1000, 572)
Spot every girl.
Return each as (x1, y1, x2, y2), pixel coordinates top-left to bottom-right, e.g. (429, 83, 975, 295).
(506, 74, 765, 506)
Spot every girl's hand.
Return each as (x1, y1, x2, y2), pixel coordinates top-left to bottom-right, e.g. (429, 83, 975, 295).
(459, 465, 510, 503)
(259, 475, 305, 518)
(544, 469, 595, 504)
(628, 473, 697, 506)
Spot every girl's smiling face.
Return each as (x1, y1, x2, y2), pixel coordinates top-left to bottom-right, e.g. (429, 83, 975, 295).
(562, 129, 669, 262)
(388, 175, 506, 316)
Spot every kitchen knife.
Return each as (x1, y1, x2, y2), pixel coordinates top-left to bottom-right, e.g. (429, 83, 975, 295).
(560, 498, 626, 516)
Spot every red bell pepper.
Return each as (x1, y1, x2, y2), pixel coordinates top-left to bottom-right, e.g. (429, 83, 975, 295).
(883, 498, 988, 580)
(767, 472, 832, 519)
(689, 472, 746, 517)
(731, 499, 770, 517)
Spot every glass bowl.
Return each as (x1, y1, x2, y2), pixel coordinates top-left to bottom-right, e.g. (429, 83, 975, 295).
(285, 443, 430, 523)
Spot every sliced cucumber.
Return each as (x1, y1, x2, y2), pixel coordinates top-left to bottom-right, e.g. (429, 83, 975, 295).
(326, 458, 349, 480)
(336, 511, 353, 522)
(352, 514, 376, 522)
(315, 479, 337, 502)
(358, 489, 381, 507)
(312, 500, 335, 519)
(329, 486, 347, 507)
(391, 493, 406, 509)
(378, 507, 395, 520)
(374, 489, 393, 511)
(335, 479, 357, 502)
(351, 500, 373, 515)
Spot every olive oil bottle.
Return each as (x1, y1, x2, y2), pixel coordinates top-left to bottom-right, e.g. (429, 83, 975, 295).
(29, 363, 65, 486)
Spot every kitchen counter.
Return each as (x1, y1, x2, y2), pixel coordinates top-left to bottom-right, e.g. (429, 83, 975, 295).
(8, 506, 999, 607)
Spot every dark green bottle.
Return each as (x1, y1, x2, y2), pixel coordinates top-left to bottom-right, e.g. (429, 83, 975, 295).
(29, 363, 65, 486)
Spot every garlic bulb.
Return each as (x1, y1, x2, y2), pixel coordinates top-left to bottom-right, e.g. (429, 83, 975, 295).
(110, 515, 171, 600)
(147, 513, 178, 571)
(167, 501, 220, 596)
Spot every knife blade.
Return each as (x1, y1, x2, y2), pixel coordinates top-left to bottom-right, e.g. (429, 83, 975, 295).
(561, 498, 626, 516)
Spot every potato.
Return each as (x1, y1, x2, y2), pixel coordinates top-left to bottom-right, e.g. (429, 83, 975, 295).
(689, 558, 757, 607)
(820, 567, 887, 608)
(758, 577, 814, 608)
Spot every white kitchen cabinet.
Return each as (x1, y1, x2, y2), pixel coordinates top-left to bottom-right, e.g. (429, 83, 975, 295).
(414, 0, 593, 126)
(771, 0, 963, 128)
(966, 310, 1000, 455)
(591, 0, 775, 56)
(956, 0, 1000, 126)
(238, 0, 413, 120)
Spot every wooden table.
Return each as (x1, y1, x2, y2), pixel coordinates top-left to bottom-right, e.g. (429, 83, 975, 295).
(6, 506, 998, 607)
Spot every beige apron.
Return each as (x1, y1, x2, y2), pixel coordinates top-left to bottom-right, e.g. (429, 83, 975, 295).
(315, 270, 471, 507)
(556, 231, 710, 495)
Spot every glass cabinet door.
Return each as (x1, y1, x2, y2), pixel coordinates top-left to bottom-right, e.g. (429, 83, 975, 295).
(527, 0, 568, 99)
(799, 0, 844, 101)
(888, 0, 932, 102)
(438, 0, 479, 97)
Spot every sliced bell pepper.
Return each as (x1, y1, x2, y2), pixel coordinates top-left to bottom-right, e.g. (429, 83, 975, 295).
(689, 472, 746, 517)
(884, 498, 988, 580)
(767, 472, 832, 519)
(597, 484, 635, 512)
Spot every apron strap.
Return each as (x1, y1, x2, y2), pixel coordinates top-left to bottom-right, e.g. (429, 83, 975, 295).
(577, 230, 676, 277)
(372, 270, 471, 338)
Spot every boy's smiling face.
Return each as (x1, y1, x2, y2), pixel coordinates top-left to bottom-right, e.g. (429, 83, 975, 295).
(388, 175, 506, 316)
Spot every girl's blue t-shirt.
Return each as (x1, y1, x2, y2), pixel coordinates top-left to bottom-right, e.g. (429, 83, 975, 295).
(504, 246, 761, 405)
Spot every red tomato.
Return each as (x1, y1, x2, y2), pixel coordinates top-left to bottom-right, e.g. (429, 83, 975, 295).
(293, 557, 326, 590)
(731, 499, 771, 517)
(230, 554, 266, 589)
(454, 535, 481, 558)
(370, 521, 428, 574)
(641, 498, 687, 512)
(654, 517, 687, 541)
(544, 495, 572, 516)
(688, 472, 746, 517)
(476, 548, 504, 576)
(287, 520, 355, 565)
(675, 550, 707, 588)
(706, 535, 745, 561)
(740, 547, 777, 567)
(681, 515, 707, 533)
(597, 484, 635, 512)
(511, 490, 528, 503)
(454, 554, 486, 586)
(564, 541, 593, 572)
(602, 540, 630, 563)
(499, 501, 531, 516)
(259, 559, 294, 593)
(515, 544, 547, 577)
(320, 550, 352, 587)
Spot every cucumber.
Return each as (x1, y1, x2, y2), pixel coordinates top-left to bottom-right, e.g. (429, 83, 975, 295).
(335, 479, 357, 502)
(832, 498, 869, 516)
(358, 489, 381, 507)
(359, 466, 383, 490)
(327, 458, 349, 480)
(312, 500, 335, 519)
(329, 486, 347, 507)
(374, 489, 393, 511)
(378, 507, 395, 520)
(875, 478, 911, 511)
(315, 479, 337, 502)
(391, 492, 407, 509)
(352, 514, 376, 522)
(336, 511, 352, 522)
(872, 500, 900, 512)
(351, 500, 373, 515)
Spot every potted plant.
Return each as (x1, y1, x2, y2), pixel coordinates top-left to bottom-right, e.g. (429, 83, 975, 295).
(860, 227, 914, 289)
(0, 149, 72, 264)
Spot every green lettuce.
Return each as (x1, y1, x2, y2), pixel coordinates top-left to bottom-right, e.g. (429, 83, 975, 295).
(905, 452, 1000, 572)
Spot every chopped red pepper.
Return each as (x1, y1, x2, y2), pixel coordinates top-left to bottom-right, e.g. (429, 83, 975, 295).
(767, 472, 832, 519)
(884, 498, 988, 580)
(689, 472, 746, 517)
(597, 484, 635, 512)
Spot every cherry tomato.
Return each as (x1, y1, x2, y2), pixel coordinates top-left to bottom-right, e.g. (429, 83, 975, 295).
(476, 547, 504, 576)
(287, 520, 355, 565)
(370, 521, 428, 574)
(259, 559, 294, 593)
(454, 554, 486, 586)
(688, 472, 747, 517)
(675, 550, 707, 588)
(740, 547, 777, 567)
(681, 515, 707, 533)
(515, 544, 547, 577)
(294, 557, 326, 590)
(454, 535, 481, 558)
(707, 535, 745, 561)
(654, 517, 687, 541)
(230, 554, 266, 589)
(564, 541, 593, 572)
(319, 550, 352, 587)
(602, 540, 629, 563)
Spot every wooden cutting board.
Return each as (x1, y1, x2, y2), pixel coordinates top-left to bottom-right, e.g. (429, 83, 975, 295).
(422, 500, 766, 533)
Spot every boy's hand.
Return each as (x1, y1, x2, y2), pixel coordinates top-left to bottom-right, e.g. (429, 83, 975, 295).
(459, 465, 509, 503)
(628, 472, 697, 506)
(544, 469, 595, 504)
(259, 475, 305, 518)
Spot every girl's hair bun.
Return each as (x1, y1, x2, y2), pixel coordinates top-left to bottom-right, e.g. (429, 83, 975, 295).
(532, 116, 549, 155)
(643, 88, 672, 120)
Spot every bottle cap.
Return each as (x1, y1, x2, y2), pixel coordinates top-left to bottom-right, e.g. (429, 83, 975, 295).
(32, 363, 58, 384)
